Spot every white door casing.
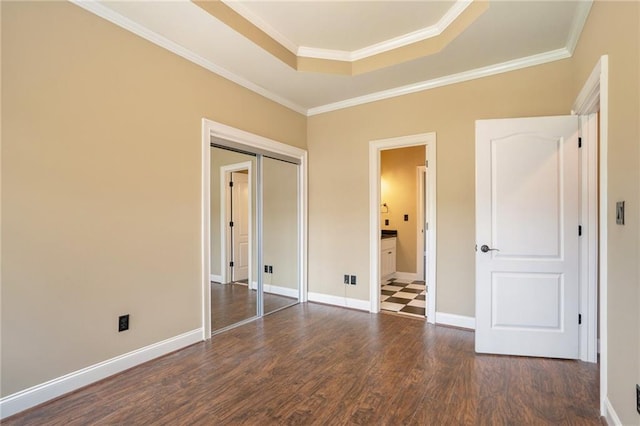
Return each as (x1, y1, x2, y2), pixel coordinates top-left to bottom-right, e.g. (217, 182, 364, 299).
(475, 116, 580, 359)
(231, 172, 249, 281)
(369, 133, 436, 323)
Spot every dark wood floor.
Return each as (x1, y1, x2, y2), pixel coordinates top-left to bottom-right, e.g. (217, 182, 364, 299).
(5, 303, 602, 425)
(211, 282, 297, 331)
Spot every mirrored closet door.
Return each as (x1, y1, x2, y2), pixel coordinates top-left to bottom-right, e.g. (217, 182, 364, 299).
(210, 146, 258, 332)
(210, 143, 301, 334)
(262, 156, 300, 315)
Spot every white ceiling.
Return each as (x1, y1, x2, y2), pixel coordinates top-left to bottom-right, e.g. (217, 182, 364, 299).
(73, 0, 593, 115)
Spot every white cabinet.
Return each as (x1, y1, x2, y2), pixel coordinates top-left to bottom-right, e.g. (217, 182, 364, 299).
(380, 237, 397, 279)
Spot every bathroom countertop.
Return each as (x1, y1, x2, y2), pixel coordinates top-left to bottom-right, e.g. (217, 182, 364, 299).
(381, 230, 398, 239)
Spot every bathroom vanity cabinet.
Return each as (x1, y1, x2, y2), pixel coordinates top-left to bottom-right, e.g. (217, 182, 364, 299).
(380, 237, 397, 279)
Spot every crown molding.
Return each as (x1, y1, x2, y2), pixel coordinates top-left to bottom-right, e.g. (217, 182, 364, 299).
(70, 0, 308, 116)
(221, 0, 299, 55)
(566, 0, 593, 54)
(70, 1, 588, 119)
(224, 0, 473, 62)
(348, 0, 472, 61)
(307, 48, 572, 116)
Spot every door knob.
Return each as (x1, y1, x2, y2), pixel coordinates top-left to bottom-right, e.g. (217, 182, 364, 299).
(480, 244, 499, 253)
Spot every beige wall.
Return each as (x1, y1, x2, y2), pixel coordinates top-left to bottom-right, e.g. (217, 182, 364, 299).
(570, 2, 640, 424)
(1, 2, 305, 397)
(380, 146, 425, 274)
(308, 60, 574, 313)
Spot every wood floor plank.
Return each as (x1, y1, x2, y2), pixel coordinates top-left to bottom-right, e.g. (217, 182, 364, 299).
(4, 303, 602, 425)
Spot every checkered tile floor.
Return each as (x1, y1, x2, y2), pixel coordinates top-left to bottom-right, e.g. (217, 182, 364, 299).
(381, 279, 426, 319)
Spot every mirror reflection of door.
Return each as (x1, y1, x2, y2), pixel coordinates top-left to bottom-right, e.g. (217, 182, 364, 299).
(210, 146, 257, 332)
(230, 171, 249, 283)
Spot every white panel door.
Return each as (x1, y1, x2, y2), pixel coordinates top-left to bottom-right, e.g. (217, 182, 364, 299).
(232, 172, 249, 281)
(475, 116, 580, 359)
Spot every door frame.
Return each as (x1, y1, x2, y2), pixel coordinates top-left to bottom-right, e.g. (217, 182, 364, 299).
(572, 55, 608, 415)
(369, 133, 437, 322)
(201, 119, 308, 339)
(220, 162, 252, 285)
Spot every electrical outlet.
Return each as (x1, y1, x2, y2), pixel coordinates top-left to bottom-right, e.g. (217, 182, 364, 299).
(344, 274, 350, 284)
(264, 265, 269, 273)
(118, 314, 129, 332)
(636, 384, 639, 414)
(350, 275, 356, 285)
(268, 265, 273, 274)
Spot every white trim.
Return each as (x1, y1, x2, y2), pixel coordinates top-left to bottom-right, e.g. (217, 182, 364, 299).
(308, 49, 571, 116)
(566, 1, 593, 54)
(299, 0, 472, 61)
(221, 0, 299, 55)
(598, 56, 609, 418)
(308, 292, 370, 312)
(435, 312, 475, 330)
(210, 274, 222, 283)
(297, 46, 352, 62)
(426, 143, 437, 322)
(0, 329, 202, 420)
(369, 133, 437, 324)
(202, 119, 308, 336)
(603, 397, 623, 426)
(263, 284, 299, 299)
(223, 0, 472, 62)
(572, 54, 602, 115)
(201, 120, 212, 339)
(351, 0, 471, 61)
(69, 0, 307, 116)
(572, 56, 608, 415)
(577, 113, 599, 364)
(73, 0, 588, 119)
(72, 0, 592, 118)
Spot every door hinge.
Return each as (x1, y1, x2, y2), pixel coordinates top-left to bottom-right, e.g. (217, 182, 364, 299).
(229, 181, 234, 187)
(578, 314, 582, 325)
(578, 137, 582, 148)
(229, 221, 234, 227)
(229, 261, 234, 267)
(425, 222, 429, 231)
(578, 225, 582, 236)
(425, 160, 428, 168)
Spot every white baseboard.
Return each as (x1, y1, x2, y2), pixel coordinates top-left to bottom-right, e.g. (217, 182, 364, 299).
(0, 328, 202, 420)
(603, 397, 622, 426)
(210, 274, 222, 283)
(393, 272, 419, 281)
(435, 312, 476, 330)
(263, 284, 298, 298)
(308, 292, 370, 311)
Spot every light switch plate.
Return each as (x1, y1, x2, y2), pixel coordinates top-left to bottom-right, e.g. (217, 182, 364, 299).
(616, 201, 625, 225)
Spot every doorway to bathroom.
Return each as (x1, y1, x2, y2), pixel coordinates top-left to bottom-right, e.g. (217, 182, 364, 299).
(369, 133, 436, 323)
